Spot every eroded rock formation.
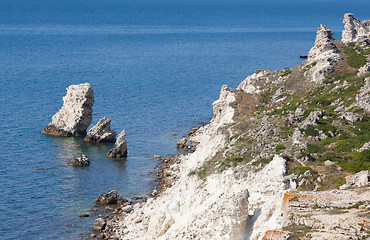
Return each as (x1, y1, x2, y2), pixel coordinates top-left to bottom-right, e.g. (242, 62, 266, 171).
(107, 130, 128, 158)
(305, 24, 341, 83)
(84, 117, 117, 143)
(342, 13, 370, 45)
(42, 83, 94, 137)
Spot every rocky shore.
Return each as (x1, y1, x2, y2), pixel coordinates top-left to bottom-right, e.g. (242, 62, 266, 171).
(86, 13, 370, 240)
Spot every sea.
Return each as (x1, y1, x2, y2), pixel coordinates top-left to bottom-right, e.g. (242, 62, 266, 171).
(0, 0, 368, 239)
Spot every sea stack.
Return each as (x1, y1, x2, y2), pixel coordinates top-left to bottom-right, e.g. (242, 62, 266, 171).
(84, 117, 117, 143)
(42, 83, 94, 137)
(107, 130, 127, 158)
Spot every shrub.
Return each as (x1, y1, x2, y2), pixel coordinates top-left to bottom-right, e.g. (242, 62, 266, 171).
(293, 166, 318, 176)
(275, 144, 286, 152)
(307, 143, 326, 153)
(252, 157, 273, 166)
(229, 134, 240, 141)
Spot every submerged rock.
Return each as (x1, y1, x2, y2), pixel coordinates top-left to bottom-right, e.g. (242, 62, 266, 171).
(69, 154, 90, 166)
(84, 117, 116, 143)
(107, 130, 127, 158)
(78, 213, 89, 218)
(95, 189, 127, 205)
(42, 83, 94, 137)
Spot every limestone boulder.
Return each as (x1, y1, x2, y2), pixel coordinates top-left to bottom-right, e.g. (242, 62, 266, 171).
(93, 217, 106, 232)
(84, 117, 116, 143)
(351, 77, 370, 112)
(42, 83, 94, 137)
(107, 130, 127, 158)
(300, 110, 323, 128)
(340, 112, 363, 123)
(69, 154, 90, 166)
(358, 62, 370, 77)
(95, 189, 127, 205)
(340, 171, 370, 189)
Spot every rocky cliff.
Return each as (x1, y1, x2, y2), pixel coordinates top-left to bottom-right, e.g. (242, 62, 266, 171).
(96, 14, 369, 240)
(42, 83, 94, 137)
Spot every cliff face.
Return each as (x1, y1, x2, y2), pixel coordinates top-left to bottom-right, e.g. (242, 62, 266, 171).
(101, 14, 370, 240)
(342, 13, 370, 46)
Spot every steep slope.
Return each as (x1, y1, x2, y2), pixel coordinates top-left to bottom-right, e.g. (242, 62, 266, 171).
(95, 13, 370, 240)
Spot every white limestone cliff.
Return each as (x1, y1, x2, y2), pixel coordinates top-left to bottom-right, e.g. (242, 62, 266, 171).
(305, 24, 341, 83)
(105, 86, 289, 240)
(342, 13, 370, 45)
(42, 83, 94, 137)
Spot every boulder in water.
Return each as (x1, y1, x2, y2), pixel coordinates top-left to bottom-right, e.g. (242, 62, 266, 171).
(42, 83, 94, 137)
(95, 189, 127, 205)
(107, 130, 127, 158)
(69, 154, 90, 166)
(84, 117, 116, 143)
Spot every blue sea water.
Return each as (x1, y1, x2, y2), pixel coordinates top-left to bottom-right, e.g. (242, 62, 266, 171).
(0, 0, 368, 239)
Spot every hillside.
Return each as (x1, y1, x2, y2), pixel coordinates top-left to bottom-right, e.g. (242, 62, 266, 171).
(93, 13, 370, 240)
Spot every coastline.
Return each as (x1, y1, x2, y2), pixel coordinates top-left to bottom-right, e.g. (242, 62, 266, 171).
(88, 13, 370, 240)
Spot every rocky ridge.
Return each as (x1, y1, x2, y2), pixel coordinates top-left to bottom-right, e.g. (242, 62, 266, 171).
(95, 14, 370, 240)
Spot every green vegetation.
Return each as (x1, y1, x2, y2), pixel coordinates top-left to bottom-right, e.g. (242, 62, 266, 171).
(292, 166, 318, 176)
(303, 61, 317, 72)
(283, 223, 312, 240)
(343, 45, 367, 68)
(307, 143, 326, 154)
(229, 134, 240, 141)
(252, 157, 273, 166)
(280, 68, 292, 77)
(275, 144, 286, 152)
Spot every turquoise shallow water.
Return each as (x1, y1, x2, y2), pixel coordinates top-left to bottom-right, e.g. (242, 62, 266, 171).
(0, 0, 368, 239)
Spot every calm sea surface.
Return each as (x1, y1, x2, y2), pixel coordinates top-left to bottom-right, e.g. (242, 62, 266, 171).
(0, 0, 368, 239)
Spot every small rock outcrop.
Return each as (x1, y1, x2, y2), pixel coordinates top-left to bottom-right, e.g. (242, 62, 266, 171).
(300, 110, 323, 128)
(237, 70, 272, 94)
(305, 25, 341, 83)
(95, 189, 127, 205)
(339, 170, 370, 189)
(358, 62, 370, 76)
(107, 130, 127, 158)
(69, 154, 90, 166)
(42, 83, 94, 137)
(342, 13, 370, 45)
(340, 112, 363, 123)
(94, 217, 106, 231)
(351, 77, 370, 112)
(84, 117, 117, 143)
